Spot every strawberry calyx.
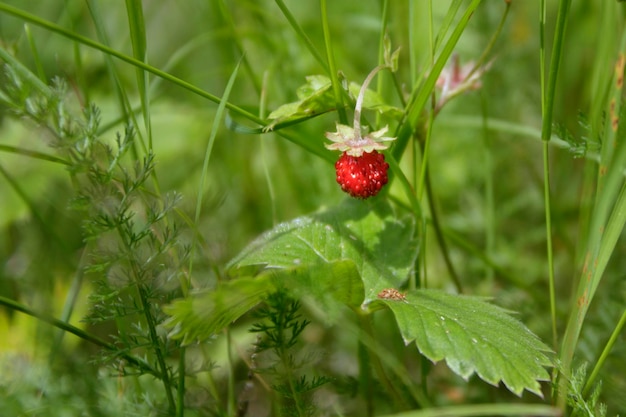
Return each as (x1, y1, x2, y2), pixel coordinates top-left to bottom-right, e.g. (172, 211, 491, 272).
(324, 65, 397, 199)
(325, 123, 395, 157)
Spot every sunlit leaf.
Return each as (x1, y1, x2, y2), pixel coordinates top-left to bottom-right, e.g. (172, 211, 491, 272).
(266, 75, 334, 129)
(266, 75, 403, 130)
(228, 198, 419, 302)
(372, 289, 553, 397)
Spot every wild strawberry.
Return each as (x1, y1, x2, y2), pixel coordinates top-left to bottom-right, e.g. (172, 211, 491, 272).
(335, 150, 389, 199)
(324, 65, 397, 198)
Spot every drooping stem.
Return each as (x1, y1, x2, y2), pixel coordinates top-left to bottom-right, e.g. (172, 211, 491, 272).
(353, 64, 389, 139)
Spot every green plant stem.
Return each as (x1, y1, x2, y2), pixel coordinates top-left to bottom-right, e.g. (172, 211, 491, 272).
(0, 3, 262, 124)
(583, 307, 626, 397)
(86, 0, 146, 159)
(396, 0, 482, 161)
(348, 315, 428, 408)
(320, 0, 348, 125)
(357, 338, 374, 417)
(49, 248, 87, 364)
(0, 44, 51, 97)
(280, 350, 306, 417)
(540, 0, 572, 145)
(137, 284, 176, 414)
(360, 315, 410, 411)
(124, 0, 150, 149)
(408, 0, 418, 89)
(375, 0, 389, 128)
(416, 112, 434, 201)
(425, 168, 463, 293)
(467, 1, 510, 80)
(177, 349, 186, 417)
(23, 23, 46, 81)
(0, 144, 70, 165)
(0, 295, 162, 379)
(217, 0, 261, 94)
(540, 0, 572, 356)
(117, 209, 176, 412)
(260, 71, 278, 224)
(275, 0, 328, 73)
(354, 65, 388, 136)
(226, 328, 237, 416)
(538, 0, 571, 407)
(481, 93, 495, 283)
(385, 151, 422, 220)
(542, 142, 558, 350)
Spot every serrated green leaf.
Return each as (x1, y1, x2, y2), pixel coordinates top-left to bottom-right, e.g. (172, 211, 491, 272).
(163, 275, 276, 345)
(373, 289, 553, 397)
(228, 198, 419, 302)
(163, 260, 363, 343)
(266, 75, 334, 128)
(296, 75, 332, 99)
(278, 259, 364, 321)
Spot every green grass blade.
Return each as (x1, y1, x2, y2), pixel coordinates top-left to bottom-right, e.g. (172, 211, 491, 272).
(320, 0, 347, 125)
(394, 0, 482, 161)
(85, 0, 147, 157)
(583, 306, 626, 396)
(275, 0, 328, 73)
(23, 23, 46, 81)
(196, 65, 243, 210)
(0, 45, 51, 97)
(433, 0, 464, 51)
(540, 0, 572, 144)
(558, 10, 626, 408)
(539, 0, 572, 356)
(192, 57, 242, 282)
(0, 3, 262, 124)
(217, 0, 261, 94)
(125, 0, 152, 151)
(0, 295, 162, 380)
(0, 144, 70, 165)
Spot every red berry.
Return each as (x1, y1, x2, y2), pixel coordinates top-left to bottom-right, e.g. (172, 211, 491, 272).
(334, 150, 389, 199)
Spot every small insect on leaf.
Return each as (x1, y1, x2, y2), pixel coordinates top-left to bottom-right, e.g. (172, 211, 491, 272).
(377, 288, 406, 301)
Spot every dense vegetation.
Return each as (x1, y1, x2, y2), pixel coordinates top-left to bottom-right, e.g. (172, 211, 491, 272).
(1, 1, 625, 416)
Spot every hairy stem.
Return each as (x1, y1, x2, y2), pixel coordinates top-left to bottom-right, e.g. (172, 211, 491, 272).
(354, 65, 388, 138)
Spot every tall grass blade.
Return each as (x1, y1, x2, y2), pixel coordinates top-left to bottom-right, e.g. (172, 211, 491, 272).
(394, 0, 482, 161)
(23, 24, 45, 81)
(125, 0, 152, 151)
(217, 0, 261, 93)
(194, 59, 242, 255)
(558, 13, 626, 408)
(320, 0, 347, 124)
(539, 0, 572, 357)
(0, 3, 261, 123)
(86, 0, 146, 156)
(275, 0, 328, 73)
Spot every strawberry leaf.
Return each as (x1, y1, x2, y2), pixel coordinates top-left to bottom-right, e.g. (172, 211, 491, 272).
(164, 260, 362, 343)
(371, 289, 554, 397)
(265, 75, 403, 130)
(228, 198, 419, 302)
(163, 274, 275, 345)
(266, 75, 334, 129)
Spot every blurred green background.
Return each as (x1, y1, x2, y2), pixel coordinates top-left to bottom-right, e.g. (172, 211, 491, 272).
(1, 0, 625, 415)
